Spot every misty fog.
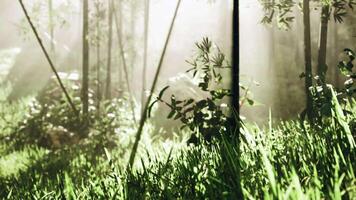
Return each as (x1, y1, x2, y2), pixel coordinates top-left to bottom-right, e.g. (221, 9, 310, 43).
(0, 0, 231, 101)
(1, 0, 356, 198)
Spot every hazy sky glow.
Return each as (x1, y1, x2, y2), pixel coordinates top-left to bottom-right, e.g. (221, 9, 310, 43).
(0, 0, 232, 101)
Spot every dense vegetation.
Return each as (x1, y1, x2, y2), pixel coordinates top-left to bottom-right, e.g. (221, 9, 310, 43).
(1, 46, 356, 199)
(1, 0, 356, 199)
(0, 85, 356, 199)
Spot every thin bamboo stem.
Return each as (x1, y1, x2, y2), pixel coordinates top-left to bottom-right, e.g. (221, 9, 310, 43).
(113, 0, 137, 124)
(18, 0, 79, 116)
(105, 0, 114, 100)
(82, 0, 90, 116)
(141, 0, 150, 115)
(128, 0, 181, 168)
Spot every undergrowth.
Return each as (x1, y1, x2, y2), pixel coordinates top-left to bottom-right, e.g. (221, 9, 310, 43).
(0, 91, 355, 199)
(0, 43, 355, 199)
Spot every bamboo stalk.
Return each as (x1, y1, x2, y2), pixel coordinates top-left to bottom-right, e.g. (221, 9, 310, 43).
(117, 0, 123, 95)
(231, 0, 243, 198)
(95, 2, 102, 113)
(105, 0, 114, 100)
(127, 0, 182, 168)
(113, 0, 137, 124)
(82, 0, 89, 117)
(141, 0, 150, 115)
(48, 0, 55, 56)
(18, 0, 79, 116)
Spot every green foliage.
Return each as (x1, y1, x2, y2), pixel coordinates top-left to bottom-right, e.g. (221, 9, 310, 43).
(260, 0, 356, 29)
(309, 77, 334, 118)
(12, 81, 88, 149)
(332, 0, 356, 23)
(307, 79, 355, 148)
(337, 48, 356, 97)
(89, 0, 107, 46)
(302, 48, 356, 149)
(260, 0, 295, 29)
(149, 38, 232, 143)
(1, 34, 356, 199)
(239, 77, 260, 109)
(1, 108, 356, 199)
(18, 0, 75, 40)
(149, 38, 259, 143)
(1, 73, 356, 199)
(6, 78, 139, 154)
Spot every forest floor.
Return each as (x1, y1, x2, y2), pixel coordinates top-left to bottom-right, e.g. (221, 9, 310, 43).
(0, 80, 355, 199)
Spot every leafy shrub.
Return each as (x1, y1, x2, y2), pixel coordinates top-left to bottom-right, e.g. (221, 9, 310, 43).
(10, 78, 136, 152)
(12, 80, 86, 149)
(150, 38, 252, 143)
(337, 48, 356, 98)
(307, 48, 356, 145)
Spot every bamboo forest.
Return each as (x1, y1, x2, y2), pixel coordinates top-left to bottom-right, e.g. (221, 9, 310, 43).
(1, 0, 356, 199)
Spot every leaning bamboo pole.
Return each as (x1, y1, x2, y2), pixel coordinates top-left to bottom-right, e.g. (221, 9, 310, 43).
(128, 0, 182, 168)
(18, 0, 79, 116)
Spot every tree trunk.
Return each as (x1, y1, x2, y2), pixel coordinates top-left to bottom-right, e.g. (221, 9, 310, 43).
(95, 3, 101, 112)
(118, 0, 123, 97)
(48, 0, 55, 58)
(129, 1, 137, 83)
(232, 0, 239, 153)
(333, 22, 339, 88)
(303, 0, 313, 119)
(105, 0, 114, 99)
(231, 0, 243, 199)
(317, 5, 330, 82)
(82, 0, 90, 116)
(141, 0, 150, 115)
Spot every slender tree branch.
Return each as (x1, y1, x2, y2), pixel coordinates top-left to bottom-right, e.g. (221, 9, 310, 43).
(18, 0, 79, 116)
(128, 0, 182, 168)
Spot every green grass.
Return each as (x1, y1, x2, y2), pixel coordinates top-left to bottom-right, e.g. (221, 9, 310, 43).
(0, 83, 355, 199)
